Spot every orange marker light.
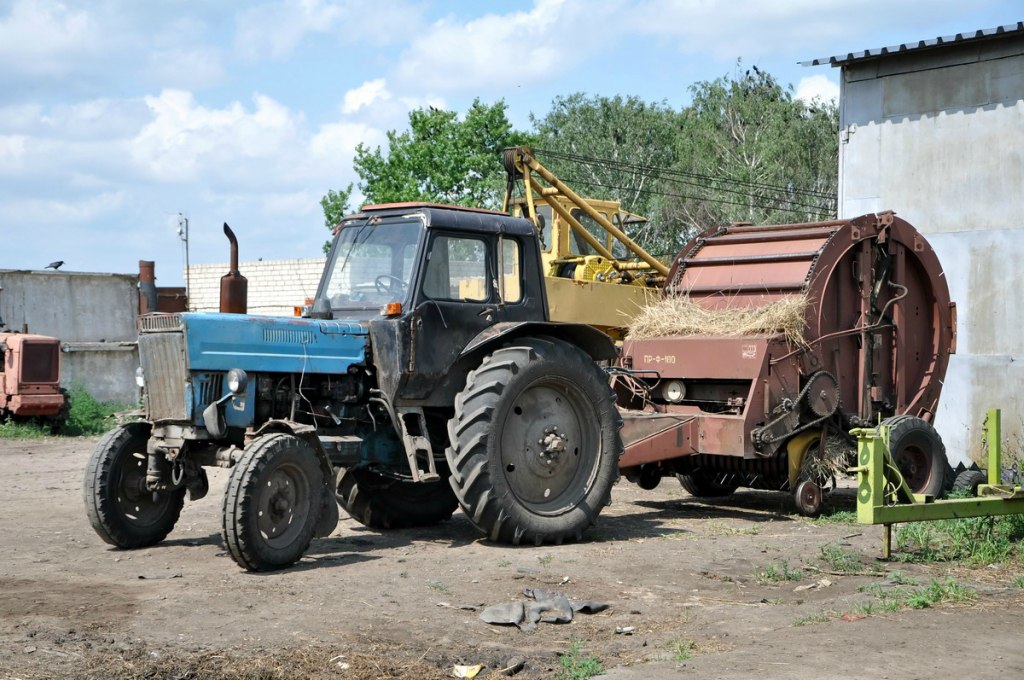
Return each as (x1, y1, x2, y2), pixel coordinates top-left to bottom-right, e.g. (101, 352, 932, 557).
(385, 302, 403, 316)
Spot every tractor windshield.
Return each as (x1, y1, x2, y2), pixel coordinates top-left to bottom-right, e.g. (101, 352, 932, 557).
(320, 217, 424, 312)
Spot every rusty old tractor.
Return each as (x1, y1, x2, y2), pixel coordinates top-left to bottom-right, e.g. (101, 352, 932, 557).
(0, 292, 67, 430)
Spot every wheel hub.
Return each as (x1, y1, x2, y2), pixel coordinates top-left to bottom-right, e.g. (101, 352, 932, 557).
(539, 426, 567, 464)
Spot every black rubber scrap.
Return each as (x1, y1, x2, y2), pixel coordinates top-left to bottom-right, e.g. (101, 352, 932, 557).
(479, 588, 610, 631)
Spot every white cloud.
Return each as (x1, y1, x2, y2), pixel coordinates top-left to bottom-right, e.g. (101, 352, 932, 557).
(310, 121, 384, 159)
(0, 135, 29, 169)
(131, 90, 305, 184)
(235, 0, 343, 59)
(234, 0, 425, 60)
(3, 190, 127, 224)
(795, 75, 839, 104)
(0, 0, 102, 77)
(394, 0, 606, 92)
(342, 79, 391, 114)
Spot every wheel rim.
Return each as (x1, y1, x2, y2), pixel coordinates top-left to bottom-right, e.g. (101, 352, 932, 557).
(256, 462, 312, 549)
(498, 377, 599, 514)
(115, 451, 175, 528)
(795, 480, 822, 515)
(895, 443, 931, 491)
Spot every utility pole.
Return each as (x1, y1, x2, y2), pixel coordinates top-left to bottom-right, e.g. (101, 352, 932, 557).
(178, 213, 190, 310)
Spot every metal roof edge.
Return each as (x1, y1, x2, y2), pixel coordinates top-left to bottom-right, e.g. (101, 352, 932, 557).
(800, 21, 1024, 67)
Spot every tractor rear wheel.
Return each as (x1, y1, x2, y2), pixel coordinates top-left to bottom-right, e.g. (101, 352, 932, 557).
(446, 337, 622, 546)
(882, 415, 951, 498)
(222, 433, 322, 571)
(83, 422, 185, 548)
(336, 467, 458, 529)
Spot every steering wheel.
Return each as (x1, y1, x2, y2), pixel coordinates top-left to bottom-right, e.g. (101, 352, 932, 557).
(374, 274, 406, 295)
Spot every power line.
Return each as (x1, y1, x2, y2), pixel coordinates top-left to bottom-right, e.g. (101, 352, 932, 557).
(534, 147, 838, 209)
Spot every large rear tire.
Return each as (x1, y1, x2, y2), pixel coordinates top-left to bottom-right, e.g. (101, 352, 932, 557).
(336, 467, 458, 529)
(222, 433, 323, 571)
(882, 415, 951, 498)
(83, 422, 185, 548)
(446, 337, 622, 546)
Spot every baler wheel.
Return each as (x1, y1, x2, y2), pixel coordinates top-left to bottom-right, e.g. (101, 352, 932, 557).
(677, 471, 740, 498)
(794, 479, 823, 517)
(446, 337, 622, 546)
(222, 433, 322, 571)
(882, 416, 950, 498)
(83, 422, 185, 549)
(336, 467, 458, 529)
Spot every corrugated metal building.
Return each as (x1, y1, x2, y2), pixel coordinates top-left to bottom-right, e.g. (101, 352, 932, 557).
(805, 23, 1024, 465)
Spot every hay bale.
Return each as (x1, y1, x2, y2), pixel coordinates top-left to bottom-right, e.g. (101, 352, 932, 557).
(627, 294, 808, 344)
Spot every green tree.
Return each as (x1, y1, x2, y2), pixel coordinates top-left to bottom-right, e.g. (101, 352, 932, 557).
(530, 94, 682, 251)
(662, 63, 839, 243)
(353, 99, 533, 209)
(320, 184, 353, 254)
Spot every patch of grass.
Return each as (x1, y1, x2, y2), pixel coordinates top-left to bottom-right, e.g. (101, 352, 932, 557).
(557, 638, 603, 680)
(427, 581, 451, 594)
(0, 418, 50, 439)
(818, 544, 866, 574)
(63, 383, 135, 436)
(756, 559, 803, 583)
(887, 570, 918, 586)
(807, 509, 857, 525)
(853, 577, 975, 616)
(793, 612, 832, 626)
(537, 553, 554, 566)
(497, 559, 511, 568)
(1012, 575, 1024, 589)
(896, 514, 1024, 565)
(668, 639, 696, 661)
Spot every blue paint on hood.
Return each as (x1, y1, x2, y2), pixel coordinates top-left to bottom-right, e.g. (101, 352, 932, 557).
(180, 313, 368, 373)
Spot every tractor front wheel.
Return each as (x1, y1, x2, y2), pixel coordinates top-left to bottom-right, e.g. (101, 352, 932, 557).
(83, 422, 185, 548)
(222, 433, 323, 571)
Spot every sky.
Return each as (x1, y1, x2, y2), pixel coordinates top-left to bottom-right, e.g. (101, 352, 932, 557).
(1, 0, 1018, 287)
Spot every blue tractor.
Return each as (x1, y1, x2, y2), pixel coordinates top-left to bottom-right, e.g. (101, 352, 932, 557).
(84, 204, 623, 570)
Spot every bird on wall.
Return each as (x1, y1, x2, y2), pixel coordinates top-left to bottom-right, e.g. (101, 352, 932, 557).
(45, 261, 64, 270)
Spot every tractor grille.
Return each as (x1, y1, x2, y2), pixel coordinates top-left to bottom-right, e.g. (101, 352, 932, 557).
(195, 373, 224, 408)
(138, 314, 183, 333)
(20, 341, 59, 383)
(139, 332, 187, 421)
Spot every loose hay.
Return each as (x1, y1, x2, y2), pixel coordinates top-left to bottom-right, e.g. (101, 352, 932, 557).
(627, 294, 809, 345)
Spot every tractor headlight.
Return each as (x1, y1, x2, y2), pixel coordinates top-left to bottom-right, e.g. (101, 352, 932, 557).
(226, 368, 248, 395)
(135, 366, 145, 388)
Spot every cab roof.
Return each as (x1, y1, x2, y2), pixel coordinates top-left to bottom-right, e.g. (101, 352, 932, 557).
(340, 202, 536, 236)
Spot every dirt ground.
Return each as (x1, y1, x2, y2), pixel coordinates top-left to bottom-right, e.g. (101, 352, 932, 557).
(2, 436, 1023, 680)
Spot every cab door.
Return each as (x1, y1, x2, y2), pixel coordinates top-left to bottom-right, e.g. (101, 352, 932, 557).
(400, 231, 529, 403)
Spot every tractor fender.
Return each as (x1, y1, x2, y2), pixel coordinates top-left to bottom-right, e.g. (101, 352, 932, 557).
(251, 419, 335, 483)
(460, 321, 617, 363)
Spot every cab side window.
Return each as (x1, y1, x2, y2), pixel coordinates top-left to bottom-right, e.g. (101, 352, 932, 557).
(423, 234, 489, 302)
(499, 237, 523, 303)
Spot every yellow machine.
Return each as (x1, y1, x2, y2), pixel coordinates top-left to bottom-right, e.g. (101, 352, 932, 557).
(501, 147, 667, 340)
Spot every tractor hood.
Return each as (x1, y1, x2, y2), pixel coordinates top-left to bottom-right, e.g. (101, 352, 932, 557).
(141, 312, 369, 374)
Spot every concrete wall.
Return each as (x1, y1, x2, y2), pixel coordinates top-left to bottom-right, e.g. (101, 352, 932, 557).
(0, 270, 139, 403)
(838, 35, 1024, 464)
(188, 258, 325, 316)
